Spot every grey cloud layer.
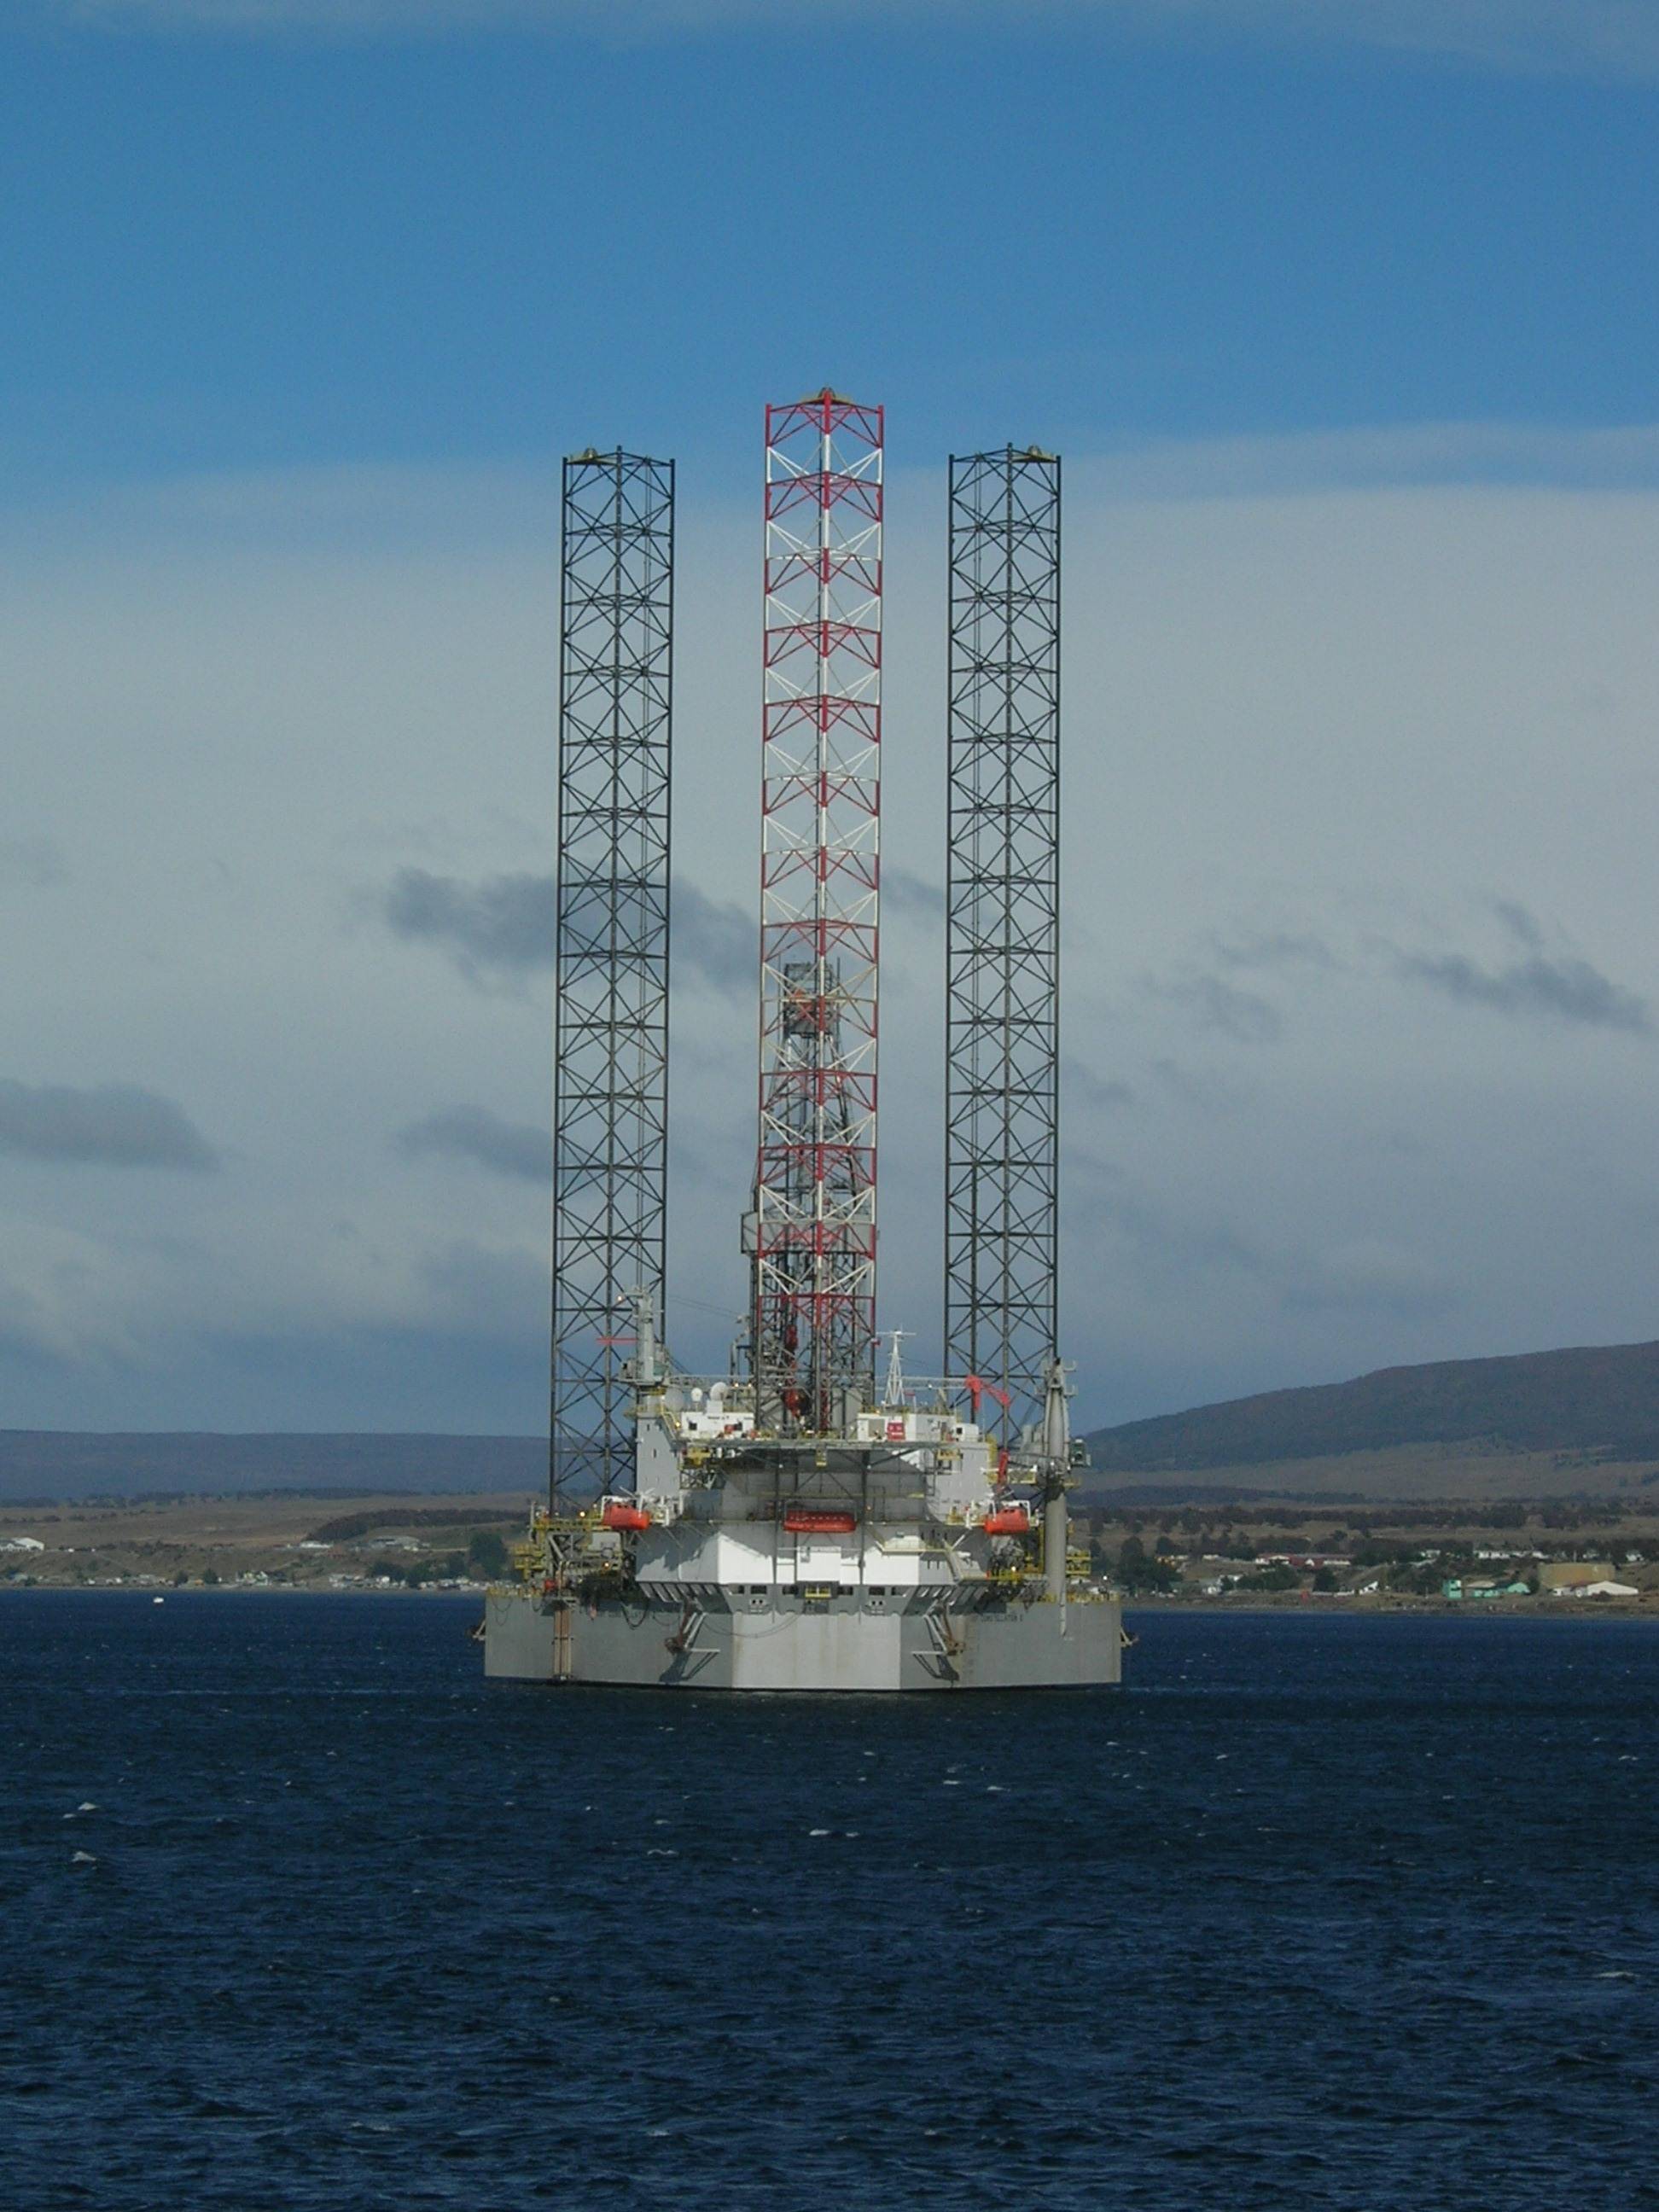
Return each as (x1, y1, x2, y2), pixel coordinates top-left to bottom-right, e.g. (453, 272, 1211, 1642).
(7, 436, 1659, 1429)
(397, 1105, 552, 1182)
(1394, 903, 1650, 1034)
(1062, 1057, 1134, 1112)
(381, 867, 750, 991)
(1080, 1185, 1455, 1322)
(884, 868, 946, 923)
(673, 881, 752, 988)
(49, 2, 1659, 77)
(0, 1080, 218, 1169)
(383, 867, 555, 978)
(1138, 901, 1650, 1052)
(1147, 972, 1284, 1044)
(1212, 928, 1339, 974)
(0, 838, 67, 888)
(1396, 946, 1652, 1033)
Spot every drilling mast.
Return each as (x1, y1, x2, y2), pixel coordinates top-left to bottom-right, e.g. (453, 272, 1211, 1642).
(550, 450, 674, 1504)
(748, 392, 883, 1432)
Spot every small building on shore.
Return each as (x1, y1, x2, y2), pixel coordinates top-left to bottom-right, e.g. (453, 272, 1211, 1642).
(1537, 1561, 1618, 1594)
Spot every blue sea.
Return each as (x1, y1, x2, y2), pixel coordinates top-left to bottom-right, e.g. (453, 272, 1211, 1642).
(2, 1596, 1654, 2210)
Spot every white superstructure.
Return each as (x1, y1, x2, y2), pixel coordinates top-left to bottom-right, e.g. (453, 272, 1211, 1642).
(485, 1310, 1124, 1692)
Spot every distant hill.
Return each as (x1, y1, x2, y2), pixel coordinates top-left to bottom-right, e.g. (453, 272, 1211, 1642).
(0, 1431, 545, 1503)
(15, 1342, 1659, 1506)
(1083, 1340, 1659, 1502)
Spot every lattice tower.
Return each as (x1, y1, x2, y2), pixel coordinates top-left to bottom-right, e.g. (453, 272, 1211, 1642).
(550, 450, 674, 1501)
(943, 447, 1062, 1447)
(749, 393, 883, 1431)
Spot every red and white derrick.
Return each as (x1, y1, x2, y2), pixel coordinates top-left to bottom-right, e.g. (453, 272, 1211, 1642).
(750, 391, 883, 1431)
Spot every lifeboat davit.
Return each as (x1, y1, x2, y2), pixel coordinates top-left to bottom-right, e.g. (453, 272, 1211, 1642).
(982, 1506, 1031, 1536)
(783, 1508, 857, 1535)
(601, 1502, 651, 1533)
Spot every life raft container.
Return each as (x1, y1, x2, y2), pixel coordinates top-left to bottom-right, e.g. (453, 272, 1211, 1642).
(982, 1506, 1031, 1536)
(783, 1508, 857, 1535)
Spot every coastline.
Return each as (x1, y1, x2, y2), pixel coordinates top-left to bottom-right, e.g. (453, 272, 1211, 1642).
(5, 1585, 1656, 1626)
(1125, 1594, 1659, 1621)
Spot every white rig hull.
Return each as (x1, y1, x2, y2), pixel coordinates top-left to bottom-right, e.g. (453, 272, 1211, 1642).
(484, 1581, 1123, 1691)
(484, 1352, 1124, 1693)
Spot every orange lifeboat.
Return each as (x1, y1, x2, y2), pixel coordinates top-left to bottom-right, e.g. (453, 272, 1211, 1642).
(982, 1506, 1031, 1536)
(601, 1502, 651, 1533)
(783, 1508, 857, 1535)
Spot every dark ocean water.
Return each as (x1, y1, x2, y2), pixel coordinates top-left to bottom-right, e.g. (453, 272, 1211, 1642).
(2, 1596, 1654, 2211)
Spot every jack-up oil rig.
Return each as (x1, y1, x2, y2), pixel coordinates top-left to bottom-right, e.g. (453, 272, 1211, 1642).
(485, 395, 1124, 1689)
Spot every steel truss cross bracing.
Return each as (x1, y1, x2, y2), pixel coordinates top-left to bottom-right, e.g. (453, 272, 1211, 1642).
(944, 448, 1062, 1448)
(550, 451, 674, 1503)
(750, 393, 883, 1431)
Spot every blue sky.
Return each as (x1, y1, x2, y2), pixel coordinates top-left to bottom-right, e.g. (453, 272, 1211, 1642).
(4, 1, 1659, 1435)
(6, 5, 1656, 491)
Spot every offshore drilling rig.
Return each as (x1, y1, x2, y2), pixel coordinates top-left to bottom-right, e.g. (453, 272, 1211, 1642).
(484, 393, 1124, 1690)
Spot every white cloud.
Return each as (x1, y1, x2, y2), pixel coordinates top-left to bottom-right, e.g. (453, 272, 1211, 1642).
(1079, 422, 1659, 502)
(39, 1, 1659, 80)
